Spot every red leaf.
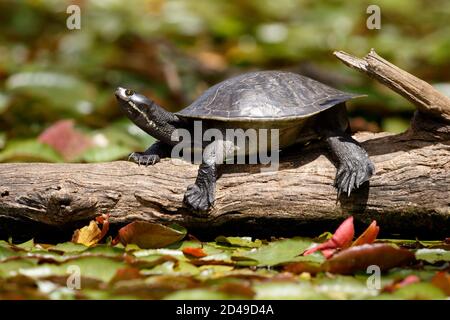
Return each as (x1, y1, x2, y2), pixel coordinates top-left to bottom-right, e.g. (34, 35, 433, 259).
(324, 243, 415, 274)
(96, 214, 110, 240)
(304, 216, 354, 256)
(110, 267, 143, 284)
(352, 220, 379, 246)
(321, 248, 337, 259)
(38, 120, 92, 161)
(431, 271, 450, 295)
(382, 275, 420, 293)
(182, 247, 207, 258)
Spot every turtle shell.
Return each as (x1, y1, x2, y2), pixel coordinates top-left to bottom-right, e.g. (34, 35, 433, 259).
(176, 71, 363, 122)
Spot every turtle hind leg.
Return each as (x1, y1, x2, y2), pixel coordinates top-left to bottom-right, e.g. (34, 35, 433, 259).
(326, 134, 375, 196)
(184, 139, 235, 214)
(184, 163, 217, 213)
(129, 141, 171, 166)
(317, 104, 375, 196)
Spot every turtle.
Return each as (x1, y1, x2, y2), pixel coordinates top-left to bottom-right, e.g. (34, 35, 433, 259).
(115, 71, 374, 213)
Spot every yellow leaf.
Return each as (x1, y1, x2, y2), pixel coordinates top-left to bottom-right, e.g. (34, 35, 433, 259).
(72, 220, 102, 247)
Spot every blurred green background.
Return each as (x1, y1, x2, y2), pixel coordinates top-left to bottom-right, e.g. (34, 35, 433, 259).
(1, 0, 449, 163)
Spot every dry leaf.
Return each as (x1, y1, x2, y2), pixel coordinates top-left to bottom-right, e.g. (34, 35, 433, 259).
(324, 243, 415, 274)
(117, 221, 186, 249)
(72, 220, 102, 247)
(72, 214, 110, 247)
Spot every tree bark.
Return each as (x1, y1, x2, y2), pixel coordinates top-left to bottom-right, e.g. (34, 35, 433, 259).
(1, 50, 449, 239)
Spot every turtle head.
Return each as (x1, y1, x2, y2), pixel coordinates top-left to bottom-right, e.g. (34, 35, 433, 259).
(115, 87, 154, 121)
(115, 87, 159, 133)
(115, 87, 179, 145)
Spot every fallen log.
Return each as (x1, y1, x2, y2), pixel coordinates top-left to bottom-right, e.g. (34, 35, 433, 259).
(0, 50, 449, 239)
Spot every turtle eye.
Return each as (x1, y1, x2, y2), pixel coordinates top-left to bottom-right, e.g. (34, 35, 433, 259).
(125, 89, 134, 96)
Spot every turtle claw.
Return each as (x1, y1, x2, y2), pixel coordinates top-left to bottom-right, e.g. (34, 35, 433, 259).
(183, 183, 214, 214)
(128, 152, 160, 166)
(335, 158, 374, 197)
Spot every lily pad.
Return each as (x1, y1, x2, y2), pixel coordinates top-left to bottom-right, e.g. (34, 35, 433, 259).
(0, 244, 18, 259)
(0, 259, 37, 277)
(237, 238, 314, 266)
(314, 275, 378, 299)
(215, 236, 262, 248)
(50, 242, 89, 253)
(16, 239, 35, 250)
(58, 256, 125, 283)
(378, 283, 447, 300)
(415, 249, 450, 263)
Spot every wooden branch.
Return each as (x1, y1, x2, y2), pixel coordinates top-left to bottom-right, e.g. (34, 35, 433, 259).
(334, 49, 450, 121)
(0, 50, 449, 238)
(0, 127, 449, 238)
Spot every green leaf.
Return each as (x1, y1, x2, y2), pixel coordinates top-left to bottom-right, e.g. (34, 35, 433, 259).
(415, 249, 450, 263)
(200, 252, 234, 264)
(0, 245, 16, 260)
(174, 261, 200, 276)
(80, 144, 131, 162)
(380, 283, 447, 300)
(315, 275, 378, 299)
(85, 245, 125, 256)
(16, 239, 34, 250)
(0, 260, 37, 277)
(59, 256, 125, 282)
(0, 92, 11, 114)
(50, 242, 89, 253)
(215, 236, 262, 248)
(133, 248, 184, 258)
(14, 256, 123, 283)
(6, 71, 96, 114)
(0, 139, 63, 162)
(0, 132, 5, 149)
(381, 117, 410, 133)
(237, 238, 314, 266)
(385, 268, 438, 282)
(377, 239, 440, 249)
(145, 261, 176, 275)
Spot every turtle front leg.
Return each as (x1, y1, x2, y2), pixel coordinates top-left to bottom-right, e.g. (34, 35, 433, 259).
(184, 139, 235, 214)
(129, 141, 171, 166)
(325, 132, 375, 197)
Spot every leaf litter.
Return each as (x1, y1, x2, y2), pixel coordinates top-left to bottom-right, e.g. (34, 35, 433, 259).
(0, 215, 448, 300)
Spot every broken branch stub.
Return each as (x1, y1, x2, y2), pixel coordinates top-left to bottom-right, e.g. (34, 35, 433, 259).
(334, 49, 450, 122)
